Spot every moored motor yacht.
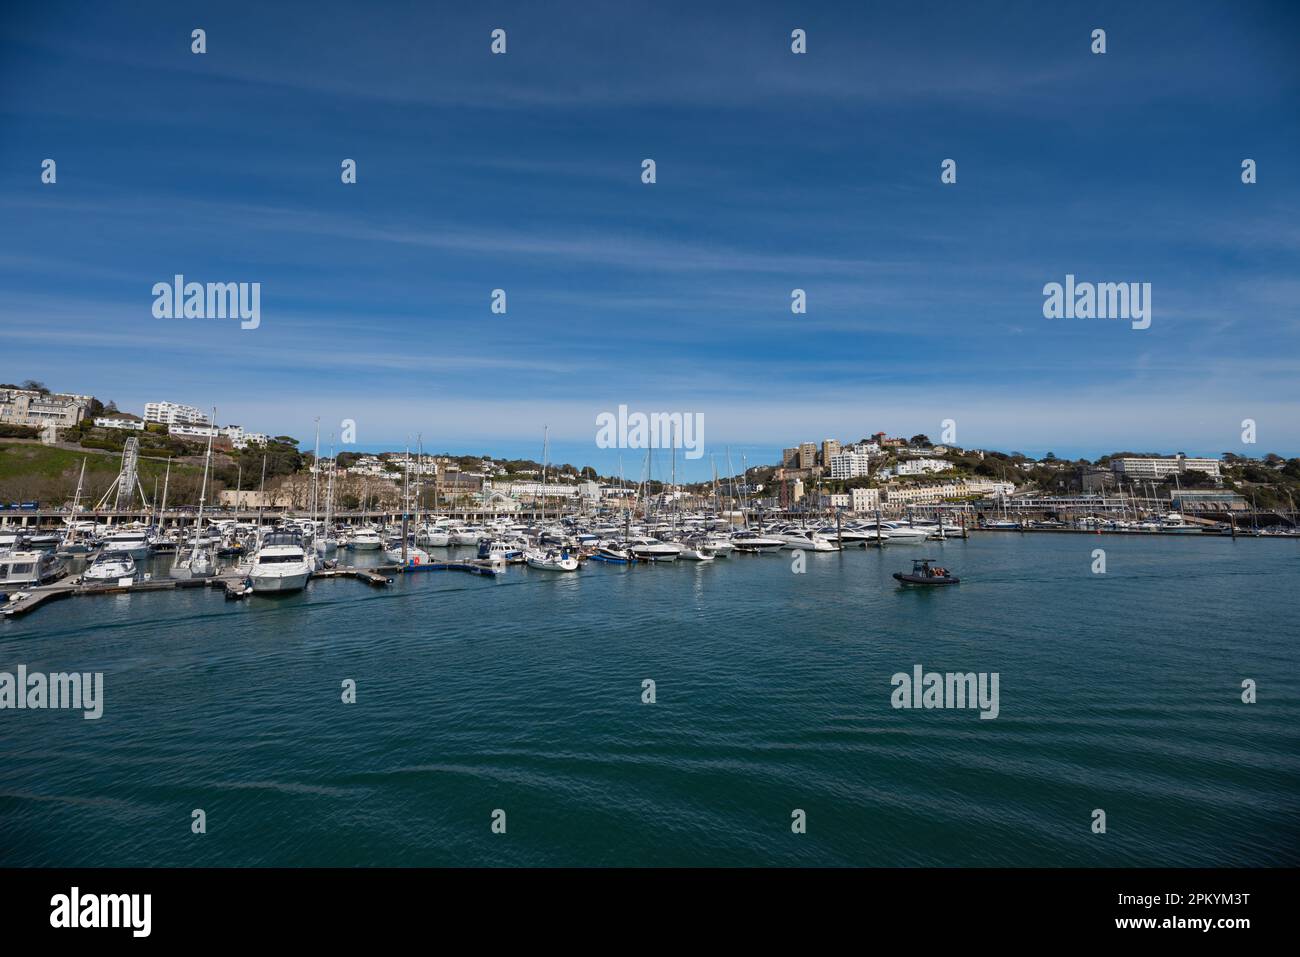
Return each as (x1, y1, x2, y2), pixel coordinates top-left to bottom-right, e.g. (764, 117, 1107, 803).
(248, 530, 313, 593)
(627, 537, 682, 562)
(101, 526, 155, 560)
(703, 535, 734, 555)
(346, 527, 383, 550)
(878, 523, 929, 543)
(589, 543, 633, 563)
(478, 539, 525, 564)
(417, 525, 452, 547)
(0, 550, 66, 587)
(451, 526, 484, 547)
(83, 553, 137, 583)
(729, 530, 784, 553)
(678, 539, 717, 561)
(775, 527, 841, 551)
(1159, 512, 1203, 534)
(525, 547, 579, 571)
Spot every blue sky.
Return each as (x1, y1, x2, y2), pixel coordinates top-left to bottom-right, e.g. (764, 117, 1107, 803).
(2, 1, 1297, 479)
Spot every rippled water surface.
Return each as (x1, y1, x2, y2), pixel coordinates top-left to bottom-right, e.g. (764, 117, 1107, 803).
(2, 534, 1297, 866)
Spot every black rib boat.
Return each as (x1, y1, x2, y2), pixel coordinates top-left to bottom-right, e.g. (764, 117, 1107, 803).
(893, 558, 960, 586)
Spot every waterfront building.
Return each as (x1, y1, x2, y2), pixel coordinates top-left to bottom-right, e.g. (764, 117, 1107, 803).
(143, 401, 210, 427)
(884, 479, 1014, 506)
(1171, 489, 1248, 512)
(781, 447, 799, 467)
(498, 481, 579, 499)
(885, 483, 961, 506)
(94, 415, 145, 431)
(822, 439, 841, 464)
(0, 388, 92, 429)
(798, 442, 819, 470)
(851, 487, 882, 512)
(1110, 455, 1222, 480)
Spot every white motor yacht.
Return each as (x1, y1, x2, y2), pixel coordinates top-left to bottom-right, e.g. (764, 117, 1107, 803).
(627, 537, 682, 562)
(703, 535, 734, 555)
(248, 530, 313, 593)
(679, 540, 717, 561)
(525, 548, 579, 571)
(417, 525, 452, 547)
(346, 527, 383, 550)
(451, 526, 484, 546)
(83, 553, 137, 583)
(878, 523, 929, 543)
(101, 526, 154, 560)
(775, 527, 841, 551)
(1159, 512, 1203, 534)
(728, 530, 785, 553)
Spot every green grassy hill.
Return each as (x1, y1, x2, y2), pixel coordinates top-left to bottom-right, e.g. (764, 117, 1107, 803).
(0, 442, 207, 506)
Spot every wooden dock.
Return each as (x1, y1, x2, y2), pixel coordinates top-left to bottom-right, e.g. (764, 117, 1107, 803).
(2, 560, 495, 620)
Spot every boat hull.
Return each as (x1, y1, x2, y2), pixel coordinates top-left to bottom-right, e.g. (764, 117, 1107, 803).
(893, 573, 960, 586)
(249, 569, 311, 593)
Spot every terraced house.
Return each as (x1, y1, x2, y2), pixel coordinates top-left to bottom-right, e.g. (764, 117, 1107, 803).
(0, 387, 91, 430)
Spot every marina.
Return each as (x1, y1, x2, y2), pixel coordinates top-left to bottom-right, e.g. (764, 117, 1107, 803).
(3, 531, 1296, 867)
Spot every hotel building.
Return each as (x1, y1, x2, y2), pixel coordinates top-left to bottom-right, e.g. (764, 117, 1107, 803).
(0, 388, 92, 429)
(1110, 455, 1221, 480)
(144, 401, 210, 427)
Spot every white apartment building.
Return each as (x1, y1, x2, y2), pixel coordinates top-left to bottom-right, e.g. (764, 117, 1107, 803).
(345, 456, 392, 477)
(499, 481, 579, 499)
(1110, 456, 1221, 480)
(217, 425, 268, 449)
(0, 388, 92, 429)
(886, 483, 961, 506)
(169, 423, 220, 439)
(851, 487, 882, 512)
(830, 450, 871, 480)
(893, 458, 954, 477)
(885, 479, 1015, 506)
(144, 401, 210, 427)
(962, 479, 1016, 497)
(94, 416, 145, 431)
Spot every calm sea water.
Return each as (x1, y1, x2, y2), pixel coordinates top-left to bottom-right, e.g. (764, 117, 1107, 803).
(2, 534, 1297, 867)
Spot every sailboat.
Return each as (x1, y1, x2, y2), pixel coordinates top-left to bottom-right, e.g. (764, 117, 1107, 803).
(315, 440, 340, 554)
(171, 413, 217, 579)
(384, 445, 430, 566)
(57, 459, 94, 556)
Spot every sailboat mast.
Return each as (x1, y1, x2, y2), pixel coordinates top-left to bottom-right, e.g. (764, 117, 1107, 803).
(540, 426, 549, 525)
(65, 458, 87, 546)
(310, 416, 321, 521)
